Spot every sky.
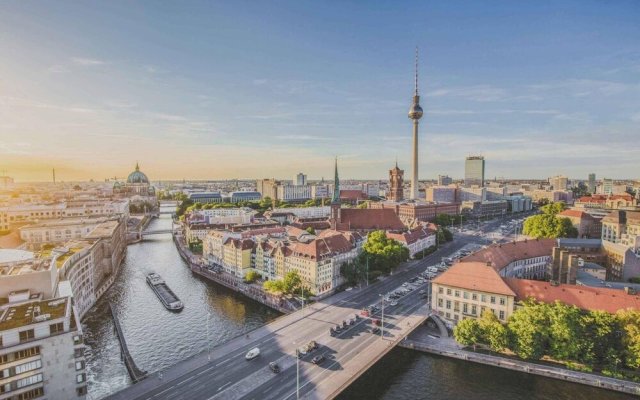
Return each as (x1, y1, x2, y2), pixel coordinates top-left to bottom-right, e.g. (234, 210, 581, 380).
(0, 1, 639, 182)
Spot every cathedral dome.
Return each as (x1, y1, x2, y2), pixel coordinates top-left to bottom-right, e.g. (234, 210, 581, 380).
(127, 163, 149, 184)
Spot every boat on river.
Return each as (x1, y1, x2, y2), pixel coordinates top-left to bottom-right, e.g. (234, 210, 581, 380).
(146, 272, 184, 311)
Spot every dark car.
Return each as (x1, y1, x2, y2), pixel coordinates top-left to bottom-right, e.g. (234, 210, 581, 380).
(342, 320, 347, 328)
(349, 319, 355, 326)
(354, 313, 360, 320)
(372, 326, 380, 334)
(329, 328, 336, 336)
(312, 355, 325, 365)
(269, 362, 280, 373)
(335, 324, 342, 332)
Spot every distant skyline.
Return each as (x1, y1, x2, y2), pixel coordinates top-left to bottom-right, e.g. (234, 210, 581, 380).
(1, 1, 639, 182)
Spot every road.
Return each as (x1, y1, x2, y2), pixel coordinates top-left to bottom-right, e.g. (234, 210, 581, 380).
(106, 214, 527, 400)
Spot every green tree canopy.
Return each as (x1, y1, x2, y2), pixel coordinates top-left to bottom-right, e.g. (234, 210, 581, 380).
(244, 270, 260, 284)
(522, 214, 578, 239)
(362, 230, 409, 274)
(507, 299, 551, 360)
(454, 318, 483, 351)
(478, 310, 509, 352)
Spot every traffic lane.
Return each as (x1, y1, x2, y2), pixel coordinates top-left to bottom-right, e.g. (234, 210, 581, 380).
(147, 336, 284, 400)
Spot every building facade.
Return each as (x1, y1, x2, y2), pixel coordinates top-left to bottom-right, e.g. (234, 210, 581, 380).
(464, 156, 485, 187)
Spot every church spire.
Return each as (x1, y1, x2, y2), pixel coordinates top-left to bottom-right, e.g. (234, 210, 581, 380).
(331, 157, 340, 204)
(135, 161, 140, 171)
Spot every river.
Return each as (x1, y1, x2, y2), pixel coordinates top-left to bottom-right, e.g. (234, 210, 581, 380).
(82, 208, 632, 400)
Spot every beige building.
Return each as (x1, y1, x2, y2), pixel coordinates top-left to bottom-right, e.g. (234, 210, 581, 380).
(432, 262, 517, 325)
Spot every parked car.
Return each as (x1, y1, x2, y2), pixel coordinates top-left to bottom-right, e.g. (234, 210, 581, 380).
(269, 362, 280, 373)
(312, 355, 325, 365)
(349, 319, 355, 326)
(372, 318, 381, 326)
(308, 340, 318, 351)
(329, 328, 336, 336)
(360, 309, 370, 317)
(390, 301, 398, 306)
(372, 326, 380, 334)
(245, 347, 260, 360)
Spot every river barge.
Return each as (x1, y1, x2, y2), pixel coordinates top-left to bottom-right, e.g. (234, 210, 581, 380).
(146, 272, 184, 311)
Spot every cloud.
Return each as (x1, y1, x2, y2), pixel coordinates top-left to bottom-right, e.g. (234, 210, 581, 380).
(275, 134, 330, 141)
(71, 57, 105, 66)
(427, 85, 509, 102)
(47, 65, 68, 74)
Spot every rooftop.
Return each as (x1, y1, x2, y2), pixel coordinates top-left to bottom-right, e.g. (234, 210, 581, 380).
(460, 238, 555, 271)
(432, 262, 517, 297)
(505, 278, 640, 314)
(0, 297, 70, 331)
(0, 249, 35, 266)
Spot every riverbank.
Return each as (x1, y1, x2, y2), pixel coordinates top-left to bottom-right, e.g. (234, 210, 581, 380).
(172, 233, 295, 314)
(399, 332, 640, 397)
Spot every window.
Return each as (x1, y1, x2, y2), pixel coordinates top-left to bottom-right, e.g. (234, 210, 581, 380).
(472, 293, 477, 301)
(16, 373, 43, 389)
(19, 330, 35, 343)
(446, 300, 451, 310)
(76, 386, 87, 397)
(438, 287, 443, 294)
(446, 288, 452, 295)
(454, 290, 460, 298)
(438, 298, 443, 307)
(15, 360, 42, 375)
(76, 373, 86, 383)
(490, 296, 496, 304)
(463, 303, 468, 314)
(499, 297, 505, 306)
(17, 387, 44, 400)
(471, 305, 477, 315)
(481, 295, 486, 303)
(463, 292, 469, 299)
(499, 310, 505, 320)
(50, 323, 64, 335)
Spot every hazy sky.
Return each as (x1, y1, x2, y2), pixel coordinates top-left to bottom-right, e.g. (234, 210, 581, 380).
(1, 1, 639, 182)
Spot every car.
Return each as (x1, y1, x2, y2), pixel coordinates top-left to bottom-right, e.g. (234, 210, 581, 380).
(298, 346, 308, 356)
(402, 283, 409, 287)
(308, 340, 318, 350)
(269, 362, 280, 373)
(335, 324, 342, 332)
(342, 320, 348, 328)
(329, 328, 336, 336)
(245, 347, 260, 360)
(349, 319, 355, 325)
(354, 313, 360, 320)
(372, 318, 381, 326)
(345, 287, 353, 291)
(360, 309, 370, 317)
(312, 355, 325, 365)
(419, 290, 426, 294)
(372, 326, 380, 334)
(390, 301, 398, 306)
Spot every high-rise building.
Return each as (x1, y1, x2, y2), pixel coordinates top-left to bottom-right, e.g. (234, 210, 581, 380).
(588, 173, 596, 194)
(464, 156, 485, 187)
(407, 48, 423, 200)
(437, 175, 452, 186)
(549, 175, 569, 191)
(294, 173, 307, 186)
(602, 178, 614, 195)
(388, 162, 404, 202)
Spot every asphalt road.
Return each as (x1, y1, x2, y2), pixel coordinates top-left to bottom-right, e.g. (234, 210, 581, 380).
(107, 214, 528, 400)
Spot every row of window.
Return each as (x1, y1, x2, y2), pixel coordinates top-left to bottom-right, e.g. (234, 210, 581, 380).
(0, 347, 40, 366)
(1, 373, 43, 394)
(0, 360, 42, 379)
(439, 287, 506, 305)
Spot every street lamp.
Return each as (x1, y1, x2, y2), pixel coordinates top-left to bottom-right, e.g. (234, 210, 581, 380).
(206, 312, 211, 361)
(378, 293, 387, 340)
(296, 347, 300, 399)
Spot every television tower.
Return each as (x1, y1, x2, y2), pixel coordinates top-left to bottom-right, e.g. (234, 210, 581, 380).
(407, 47, 423, 200)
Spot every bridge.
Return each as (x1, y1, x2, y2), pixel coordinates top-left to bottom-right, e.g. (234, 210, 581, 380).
(140, 229, 174, 236)
(104, 240, 467, 400)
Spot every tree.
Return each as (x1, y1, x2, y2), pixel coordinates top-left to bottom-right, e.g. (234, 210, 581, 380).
(244, 270, 260, 284)
(282, 271, 302, 294)
(617, 309, 640, 369)
(507, 299, 551, 360)
(362, 231, 409, 274)
(454, 318, 483, 351)
(357, 201, 368, 209)
(522, 214, 578, 239)
(263, 280, 284, 294)
(547, 302, 585, 362)
(540, 202, 566, 215)
(581, 310, 623, 368)
(478, 310, 509, 352)
(305, 226, 316, 235)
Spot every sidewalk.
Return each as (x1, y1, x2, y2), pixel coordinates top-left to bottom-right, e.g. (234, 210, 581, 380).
(399, 332, 640, 397)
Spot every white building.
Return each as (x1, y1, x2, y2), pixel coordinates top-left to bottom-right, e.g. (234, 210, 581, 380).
(191, 208, 256, 225)
(294, 173, 307, 186)
(0, 295, 87, 399)
(19, 217, 111, 250)
(269, 206, 330, 219)
(277, 185, 312, 202)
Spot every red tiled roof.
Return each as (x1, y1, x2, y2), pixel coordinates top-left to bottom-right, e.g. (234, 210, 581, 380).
(558, 210, 592, 219)
(461, 239, 555, 271)
(223, 237, 254, 250)
(337, 209, 405, 231)
(340, 190, 366, 201)
(386, 227, 433, 245)
(504, 278, 640, 314)
(289, 231, 353, 261)
(432, 262, 517, 297)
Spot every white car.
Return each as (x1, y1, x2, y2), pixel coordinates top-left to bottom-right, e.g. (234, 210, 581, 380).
(345, 287, 353, 291)
(245, 347, 260, 360)
(390, 301, 398, 306)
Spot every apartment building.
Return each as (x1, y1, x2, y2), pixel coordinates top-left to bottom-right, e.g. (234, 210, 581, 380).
(0, 294, 87, 400)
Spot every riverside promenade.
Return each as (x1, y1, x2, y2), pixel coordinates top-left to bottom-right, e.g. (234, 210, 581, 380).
(399, 326, 640, 397)
(172, 233, 295, 314)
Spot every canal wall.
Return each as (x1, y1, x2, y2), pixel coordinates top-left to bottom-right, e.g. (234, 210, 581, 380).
(399, 338, 640, 397)
(172, 234, 294, 314)
(109, 303, 148, 383)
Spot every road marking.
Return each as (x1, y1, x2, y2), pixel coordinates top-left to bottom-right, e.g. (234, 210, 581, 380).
(217, 381, 232, 391)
